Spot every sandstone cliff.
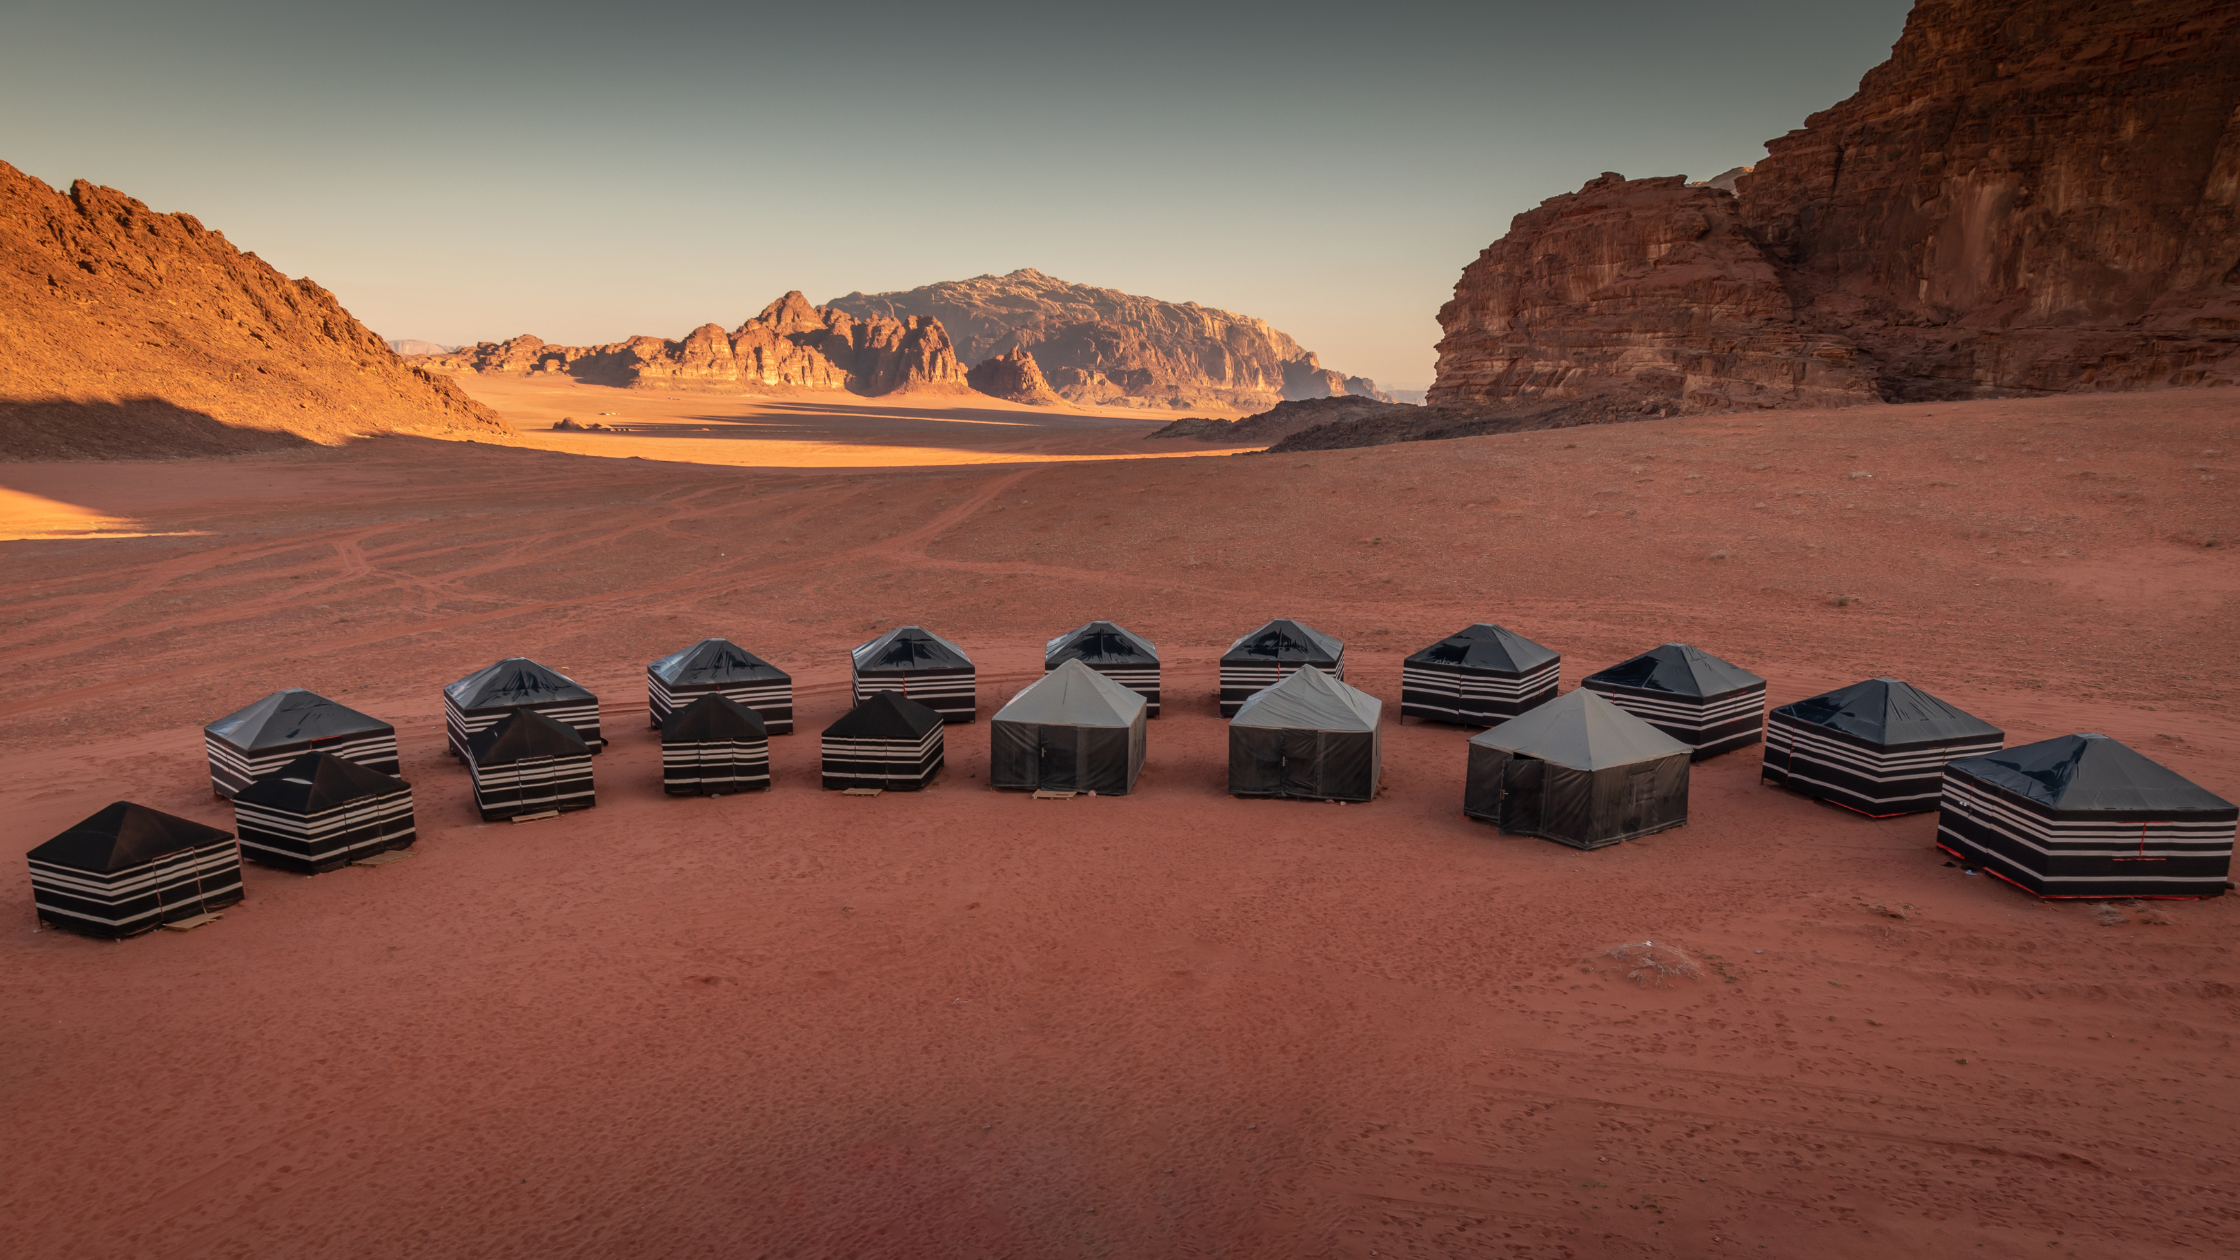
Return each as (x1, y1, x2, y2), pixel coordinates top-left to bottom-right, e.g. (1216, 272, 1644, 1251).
(1432, 0, 2240, 413)
(964, 347, 1060, 405)
(425, 293, 970, 396)
(828, 269, 1395, 411)
(0, 161, 509, 459)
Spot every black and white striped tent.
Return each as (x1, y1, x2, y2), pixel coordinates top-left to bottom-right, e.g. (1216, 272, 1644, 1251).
(991, 659, 1148, 794)
(1464, 689, 1691, 849)
(647, 638, 794, 733)
(444, 658, 602, 762)
(230, 752, 416, 873)
(1937, 734, 2235, 900)
(661, 693, 771, 796)
(27, 802, 243, 938)
(204, 688, 399, 798)
(1045, 621, 1161, 717)
(1228, 665, 1381, 803)
(1581, 643, 1766, 760)
(1764, 678, 2004, 816)
(1401, 623, 1560, 726)
(851, 626, 976, 723)
(822, 691, 945, 791)
(467, 709, 597, 822)
(1219, 619, 1345, 718)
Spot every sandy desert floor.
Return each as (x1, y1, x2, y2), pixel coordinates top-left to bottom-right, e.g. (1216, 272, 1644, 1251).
(1, 388, 2237, 1259)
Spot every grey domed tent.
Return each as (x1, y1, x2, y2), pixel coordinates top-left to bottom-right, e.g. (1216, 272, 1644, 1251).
(661, 693, 771, 796)
(1045, 621, 1161, 717)
(230, 752, 416, 873)
(822, 691, 945, 791)
(445, 658, 602, 762)
(1581, 643, 1766, 759)
(1463, 689, 1691, 849)
(850, 626, 976, 723)
(647, 638, 794, 733)
(204, 688, 399, 798)
(1937, 734, 2235, 899)
(1219, 618, 1345, 718)
(991, 659, 1148, 794)
(27, 802, 242, 938)
(1401, 623, 1560, 726)
(1228, 665, 1381, 802)
(1764, 678, 2003, 816)
(467, 709, 596, 822)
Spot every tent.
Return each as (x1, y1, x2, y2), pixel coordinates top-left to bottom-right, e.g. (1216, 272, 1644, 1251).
(230, 752, 416, 873)
(467, 709, 597, 822)
(27, 802, 243, 938)
(1464, 689, 1691, 849)
(1401, 623, 1560, 726)
(822, 691, 946, 791)
(991, 659, 1148, 794)
(444, 657, 602, 762)
(1937, 733, 2235, 899)
(204, 688, 399, 798)
(1764, 678, 2003, 816)
(1580, 643, 1766, 760)
(850, 626, 976, 723)
(647, 638, 794, 733)
(661, 693, 771, 796)
(1228, 665, 1381, 802)
(1219, 618, 1345, 718)
(1045, 621, 1161, 717)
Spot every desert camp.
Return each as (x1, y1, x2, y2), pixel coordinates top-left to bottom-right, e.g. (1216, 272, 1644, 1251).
(989, 658, 1148, 794)
(1463, 688, 1692, 849)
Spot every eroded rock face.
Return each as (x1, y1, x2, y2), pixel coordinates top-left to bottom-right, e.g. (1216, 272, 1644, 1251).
(0, 161, 509, 458)
(964, 347, 1060, 405)
(828, 268, 1395, 411)
(1432, 0, 2240, 412)
(427, 292, 970, 396)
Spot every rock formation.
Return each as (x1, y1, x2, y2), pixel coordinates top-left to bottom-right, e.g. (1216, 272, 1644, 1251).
(1432, 0, 2240, 414)
(0, 161, 509, 459)
(386, 338, 455, 356)
(964, 347, 1061, 405)
(425, 293, 970, 396)
(828, 268, 1395, 410)
(1145, 396, 1410, 445)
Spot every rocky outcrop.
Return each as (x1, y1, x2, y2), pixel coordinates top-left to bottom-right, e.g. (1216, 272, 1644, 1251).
(1432, 0, 2240, 413)
(1145, 396, 1411, 445)
(964, 347, 1060, 404)
(828, 269, 1396, 410)
(425, 293, 970, 396)
(0, 161, 509, 459)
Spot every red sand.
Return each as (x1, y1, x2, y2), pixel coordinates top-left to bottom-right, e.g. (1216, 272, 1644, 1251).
(1, 390, 2237, 1259)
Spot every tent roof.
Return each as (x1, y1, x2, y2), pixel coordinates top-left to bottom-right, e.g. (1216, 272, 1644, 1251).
(1222, 618, 1343, 664)
(232, 752, 407, 813)
(1231, 665, 1381, 732)
(1045, 620, 1158, 666)
(662, 692, 768, 742)
(1469, 688, 1690, 772)
(1405, 623, 1558, 673)
(851, 625, 972, 671)
(649, 638, 789, 686)
(1949, 733, 2235, 813)
(824, 690, 945, 741)
(27, 801, 233, 874)
(1586, 642, 1763, 697)
(1774, 677, 2001, 745)
(205, 688, 390, 749)
(994, 659, 1146, 728)
(445, 658, 594, 709)
(468, 708, 589, 764)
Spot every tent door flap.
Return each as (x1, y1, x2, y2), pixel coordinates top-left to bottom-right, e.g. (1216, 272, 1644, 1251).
(1501, 757, 1543, 833)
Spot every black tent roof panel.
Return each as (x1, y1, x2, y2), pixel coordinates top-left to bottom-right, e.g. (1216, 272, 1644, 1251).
(1405, 623, 1558, 673)
(1774, 677, 2001, 747)
(206, 688, 391, 750)
(824, 691, 946, 741)
(1222, 619, 1343, 664)
(1586, 643, 1763, 697)
(232, 753, 409, 813)
(649, 638, 790, 686)
(468, 708, 591, 764)
(663, 692, 769, 743)
(28, 802, 235, 875)
(851, 626, 972, 672)
(1948, 734, 2236, 814)
(1045, 621, 1159, 666)
(446, 658, 595, 710)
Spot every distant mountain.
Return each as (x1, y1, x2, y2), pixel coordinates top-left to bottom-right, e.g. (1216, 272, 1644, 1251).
(827, 268, 1393, 411)
(387, 339, 458, 356)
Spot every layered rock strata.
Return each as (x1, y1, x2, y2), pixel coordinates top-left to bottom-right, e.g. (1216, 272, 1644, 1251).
(0, 162, 509, 458)
(829, 268, 1395, 410)
(426, 293, 969, 396)
(964, 347, 1061, 404)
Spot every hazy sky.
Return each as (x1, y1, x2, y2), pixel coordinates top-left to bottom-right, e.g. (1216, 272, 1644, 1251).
(0, 0, 1913, 388)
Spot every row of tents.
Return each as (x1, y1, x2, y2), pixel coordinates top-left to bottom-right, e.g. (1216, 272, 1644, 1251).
(26, 622, 2235, 938)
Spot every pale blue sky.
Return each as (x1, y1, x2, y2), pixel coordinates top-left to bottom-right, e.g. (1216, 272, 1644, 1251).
(0, 0, 1914, 387)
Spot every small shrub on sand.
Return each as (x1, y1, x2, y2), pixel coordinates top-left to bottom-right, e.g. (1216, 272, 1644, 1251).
(1604, 940, 1702, 988)
(2092, 904, 2129, 926)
